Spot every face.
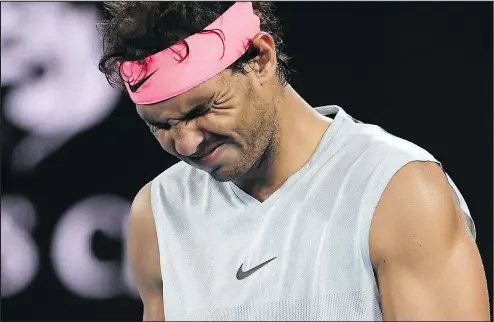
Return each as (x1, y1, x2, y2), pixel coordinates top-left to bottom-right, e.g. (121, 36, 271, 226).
(136, 69, 278, 182)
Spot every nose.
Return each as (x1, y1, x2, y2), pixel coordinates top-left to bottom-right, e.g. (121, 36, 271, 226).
(171, 121, 204, 157)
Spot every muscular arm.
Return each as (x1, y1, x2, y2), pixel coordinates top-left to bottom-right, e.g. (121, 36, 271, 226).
(128, 183, 165, 321)
(370, 161, 490, 321)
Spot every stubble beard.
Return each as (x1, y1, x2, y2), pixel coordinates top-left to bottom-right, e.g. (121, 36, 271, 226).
(210, 80, 281, 183)
(228, 110, 280, 184)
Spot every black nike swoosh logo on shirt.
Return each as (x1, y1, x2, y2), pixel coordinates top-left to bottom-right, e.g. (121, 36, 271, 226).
(236, 257, 277, 280)
(129, 69, 159, 93)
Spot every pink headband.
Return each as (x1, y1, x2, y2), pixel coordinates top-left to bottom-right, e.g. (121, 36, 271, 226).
(119, 2, 260, 105)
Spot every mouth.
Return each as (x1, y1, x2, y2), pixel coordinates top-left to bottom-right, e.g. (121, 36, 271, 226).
(190, 143, 226, 167)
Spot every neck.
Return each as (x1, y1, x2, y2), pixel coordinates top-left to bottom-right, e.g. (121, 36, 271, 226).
(234, 84, 331, 202)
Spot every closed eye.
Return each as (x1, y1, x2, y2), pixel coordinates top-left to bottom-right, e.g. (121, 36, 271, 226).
(147, 120, 171, 132)
(183, 104, 211, 121)
(145, 104, 211, 133)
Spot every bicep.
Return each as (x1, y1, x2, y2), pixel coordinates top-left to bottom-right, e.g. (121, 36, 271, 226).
(375, 231, 488, 320)
(128, 183, 165, 321)
(370, 161, 490, 321)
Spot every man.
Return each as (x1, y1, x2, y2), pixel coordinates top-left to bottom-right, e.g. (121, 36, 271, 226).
(98, 2, 490, 320)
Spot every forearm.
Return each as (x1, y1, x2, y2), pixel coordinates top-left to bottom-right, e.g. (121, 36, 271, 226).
(143, 303, 165, 321)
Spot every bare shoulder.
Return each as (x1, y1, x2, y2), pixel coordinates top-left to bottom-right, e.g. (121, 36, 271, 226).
(128, 182, 165, 321)
(128, 182, 158, 255)
(128, 182, 160, 281)
(369, 160, 468, 264)
(130, 182, 154, 225)
(369, 161, 489, 320)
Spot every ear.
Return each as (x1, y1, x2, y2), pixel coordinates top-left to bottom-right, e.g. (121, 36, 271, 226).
(250, 32, 277, 84)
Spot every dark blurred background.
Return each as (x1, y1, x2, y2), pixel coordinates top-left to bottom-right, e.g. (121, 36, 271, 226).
(1, 1, 492, 320)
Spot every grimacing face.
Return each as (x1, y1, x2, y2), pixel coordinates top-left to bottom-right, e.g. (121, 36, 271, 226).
(136, 68, 278, 182)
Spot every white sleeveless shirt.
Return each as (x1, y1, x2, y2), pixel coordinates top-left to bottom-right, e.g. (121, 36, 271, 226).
(150, 105, 475, 321)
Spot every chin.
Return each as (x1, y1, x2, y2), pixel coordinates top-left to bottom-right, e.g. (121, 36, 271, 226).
(209, 174, 232, 183)
(207, 164, 246, 182)
(207, 168, 236, 182)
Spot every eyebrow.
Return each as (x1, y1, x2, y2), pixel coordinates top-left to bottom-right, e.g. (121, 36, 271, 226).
(138, 101, 211, 126)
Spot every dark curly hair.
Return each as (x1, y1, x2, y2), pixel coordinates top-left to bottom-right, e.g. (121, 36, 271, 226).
(97, 1, 292, 91)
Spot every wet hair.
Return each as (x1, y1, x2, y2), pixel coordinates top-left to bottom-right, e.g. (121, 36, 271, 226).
(97, 2, 292, 90)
